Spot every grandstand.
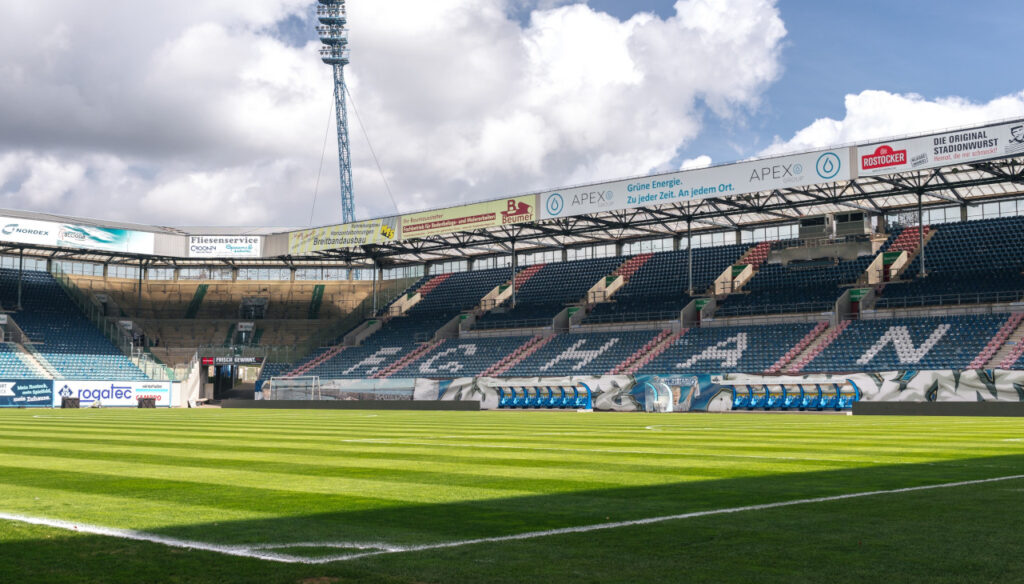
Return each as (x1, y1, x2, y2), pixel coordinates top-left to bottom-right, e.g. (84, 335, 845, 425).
(1, 119, 1024, 407)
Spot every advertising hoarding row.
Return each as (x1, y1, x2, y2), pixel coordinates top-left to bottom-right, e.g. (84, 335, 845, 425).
(288, 216, 399, 255)
(856, 120, 1024, 177)
(0, 380, 54, 407)
(287, 196, 537, 253)
(400, 196, 536, 239)
(54, 380, 173, 407)
(188, 235, 263, 258)
(0, 380, 170, 408)
(538, 149, 850, 220)
(0, 216, 155, 254)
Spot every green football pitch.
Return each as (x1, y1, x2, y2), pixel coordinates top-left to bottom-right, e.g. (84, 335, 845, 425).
(2, 409, 1024, 583)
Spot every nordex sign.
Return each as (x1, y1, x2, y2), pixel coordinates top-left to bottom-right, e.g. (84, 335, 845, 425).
(0, 215, 155, 254)
(539, 149, 850, 219)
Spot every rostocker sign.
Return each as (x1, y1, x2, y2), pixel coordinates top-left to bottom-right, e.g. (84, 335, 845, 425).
(189, 235, 263, 258)
(538, 149, 850, 220)
(857, 120, 1024, 177)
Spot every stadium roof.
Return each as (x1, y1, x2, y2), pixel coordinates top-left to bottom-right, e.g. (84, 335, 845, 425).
(3, 118, 1023, 269)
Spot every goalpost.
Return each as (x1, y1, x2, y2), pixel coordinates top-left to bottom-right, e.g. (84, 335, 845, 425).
(265, 376, 322, 401)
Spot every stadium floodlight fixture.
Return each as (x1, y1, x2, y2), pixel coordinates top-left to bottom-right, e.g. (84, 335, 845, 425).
(317, 0, 355, 224)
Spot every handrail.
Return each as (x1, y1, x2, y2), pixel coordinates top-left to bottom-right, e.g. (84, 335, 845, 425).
(875, 290, 1024, 308)
(715, 301, 834, 317)
(581, 310, 681, 324)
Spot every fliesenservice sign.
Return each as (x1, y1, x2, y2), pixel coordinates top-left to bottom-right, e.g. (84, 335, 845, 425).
(189, 236, 263, 258)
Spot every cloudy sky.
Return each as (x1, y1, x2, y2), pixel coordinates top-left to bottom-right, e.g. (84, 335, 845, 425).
(0, 0, 1022, 228)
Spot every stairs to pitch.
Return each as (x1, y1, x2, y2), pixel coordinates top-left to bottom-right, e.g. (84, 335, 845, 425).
(184, 284, 208, 319)
(308, 284, 325, 319)
(785, 320, 851, 374)
(373, 339, 444, 379)
(483, 335, 551, 377)
(620, 329, 686, 375)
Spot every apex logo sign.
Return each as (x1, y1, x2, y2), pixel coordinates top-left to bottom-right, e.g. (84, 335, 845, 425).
(862, 145, 907, 171)
(0, 383, 14, 397)
(749, 164, 801, 182)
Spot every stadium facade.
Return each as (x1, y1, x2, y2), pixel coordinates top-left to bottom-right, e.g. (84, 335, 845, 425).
(1, 118, 1024, 411)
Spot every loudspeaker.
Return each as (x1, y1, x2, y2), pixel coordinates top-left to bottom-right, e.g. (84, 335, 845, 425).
(137, 397, 156, 409)
(61, 397, 80, 409)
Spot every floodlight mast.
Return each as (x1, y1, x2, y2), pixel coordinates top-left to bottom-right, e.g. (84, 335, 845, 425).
(317, 0, 355, 224)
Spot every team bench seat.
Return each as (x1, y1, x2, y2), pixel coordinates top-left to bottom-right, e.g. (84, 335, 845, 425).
(495, 383, 593, 410)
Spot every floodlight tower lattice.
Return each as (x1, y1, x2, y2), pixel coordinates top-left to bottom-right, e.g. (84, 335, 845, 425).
(317, 0, 355, 223)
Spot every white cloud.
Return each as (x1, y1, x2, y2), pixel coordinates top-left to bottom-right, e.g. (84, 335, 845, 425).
(0, 0, 786, 227)
(761, 90, 1024, 156)
(680, 155, 712, 170)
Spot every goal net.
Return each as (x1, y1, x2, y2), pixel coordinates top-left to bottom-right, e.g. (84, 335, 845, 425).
(264, 376, 322, 401)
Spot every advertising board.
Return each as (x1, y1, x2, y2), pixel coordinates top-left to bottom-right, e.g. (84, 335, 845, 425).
(288, 216, 399, 254)
(538, 149, 851, 220)
(401, 196, 537, 239)
(189, 235, 262, 258)
(202, 356, 264, 365)
(0, 380, 54, 407)
(857, 120, 1024, 177)
(0, 216, 155, 254)
(53, 380, 172, 407)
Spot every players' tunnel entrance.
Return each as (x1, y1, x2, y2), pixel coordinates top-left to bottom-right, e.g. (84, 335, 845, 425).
(202, 357, 264, 401)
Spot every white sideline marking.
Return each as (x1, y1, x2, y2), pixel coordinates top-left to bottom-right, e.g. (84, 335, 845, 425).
(3, 474, 1023, 564)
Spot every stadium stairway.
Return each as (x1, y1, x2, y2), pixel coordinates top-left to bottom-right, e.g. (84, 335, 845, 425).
(785, 320, 851, 373)
(714, 241, 772, 295)
(969, 312, 1023, 369)
(998, 318, 1024, 368)
(513, 264, 545, 290)
(613, 253, 653, 281)
(982, 312, 1024, 368)
(373, 339, 443, 379)
(184, 284, 208, 319)
(609, 329, 671, 374)
(737, 241, 773, 273)
(307, 284, 325, 319)
(612, 329, 683, 374)
(417, 274, 452, 296)
(17, 343, 59, 378)
(884, 225, 935, 281)
(482, 334, 551, 376)
(0, 342, 48, 379)
(765, 320, 829, 374)
(286, 345, 346, 377)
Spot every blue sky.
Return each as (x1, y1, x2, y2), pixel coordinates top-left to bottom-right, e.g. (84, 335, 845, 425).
(1, 0, 1022, 226)
(554, 0, 1024, 166)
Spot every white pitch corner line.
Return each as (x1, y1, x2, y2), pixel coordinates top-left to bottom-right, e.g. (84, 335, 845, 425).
(3, 474, 1024, 565)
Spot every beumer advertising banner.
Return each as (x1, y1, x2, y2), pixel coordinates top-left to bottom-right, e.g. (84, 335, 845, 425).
(401, 196, 537, 239)
(857, 120, 1024, 177)
(538, 149, 851, 220)
(288, 216, 399, 254)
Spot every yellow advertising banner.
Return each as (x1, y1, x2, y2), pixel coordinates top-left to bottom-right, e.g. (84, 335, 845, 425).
(400, 196, 537, 239)
(288, 216, 399, 254)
